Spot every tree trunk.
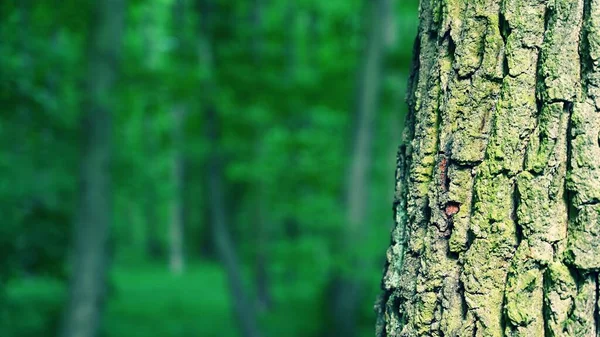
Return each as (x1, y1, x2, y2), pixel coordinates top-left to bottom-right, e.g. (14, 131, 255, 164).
(141, 9, 163, 261)
(167, 0, 197, 274)
(250, 0, 271, 312)
(61, 1, 124, 337)
(331, 0, 388, 335)
(198, 1, 263, 337)
(378, 0, 600, 336)
(143, 115, 162, 260)
(169, 104, 186, 274)
(206, 107, 263, 337)
(255, 183, 271, 312)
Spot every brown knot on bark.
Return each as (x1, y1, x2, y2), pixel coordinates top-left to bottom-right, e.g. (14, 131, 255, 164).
(445, 202, 460, 217)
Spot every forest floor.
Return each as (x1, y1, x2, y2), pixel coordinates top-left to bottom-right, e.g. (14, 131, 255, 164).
(104, 264, 236, 337)
(5, 263, 235, 337)
(3, 262, 329, 337)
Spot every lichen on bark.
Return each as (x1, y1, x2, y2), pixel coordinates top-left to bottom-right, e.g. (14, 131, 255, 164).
(378, 0, 600, 336)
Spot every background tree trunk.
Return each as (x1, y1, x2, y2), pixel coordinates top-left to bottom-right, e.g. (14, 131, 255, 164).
(378, 0, 600, 336)
(331, 0, 389, 335)
(168, 104, 186, 274)
(61, 1, 125, 337)
(167, 0, 191, 276)
(254, 187, 271, 312)
(250, 0, 272, 313)
(143, 115, 162, 260)
(206, 106, 263, 337)
(199, 1, 263, 337)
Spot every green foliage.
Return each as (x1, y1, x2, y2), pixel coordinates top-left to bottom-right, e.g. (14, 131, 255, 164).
(1, 277, 66, 337)
(0, 0, 420, 336)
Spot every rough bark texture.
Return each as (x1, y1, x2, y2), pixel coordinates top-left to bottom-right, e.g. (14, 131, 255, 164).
(378, 0, 600, 336)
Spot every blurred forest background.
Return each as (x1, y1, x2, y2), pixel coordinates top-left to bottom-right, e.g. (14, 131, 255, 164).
(0, 0, 418, 336)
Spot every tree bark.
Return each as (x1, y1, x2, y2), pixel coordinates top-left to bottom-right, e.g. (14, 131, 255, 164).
(378, 0, 600, 336)
(61, 1, 124, 337)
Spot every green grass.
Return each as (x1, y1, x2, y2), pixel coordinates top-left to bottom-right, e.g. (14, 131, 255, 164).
(104, 263, 237, 337)
(3, 263, 239, 337)
(2, 262, 376, 337)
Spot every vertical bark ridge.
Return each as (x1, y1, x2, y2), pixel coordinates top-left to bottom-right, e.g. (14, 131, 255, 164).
(567, 0, 600, 270)
(563, 1, 600, 335)
(381, 0, 442, 332)
(377, 31, 422, 336)
(504, 0, 584, 335)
